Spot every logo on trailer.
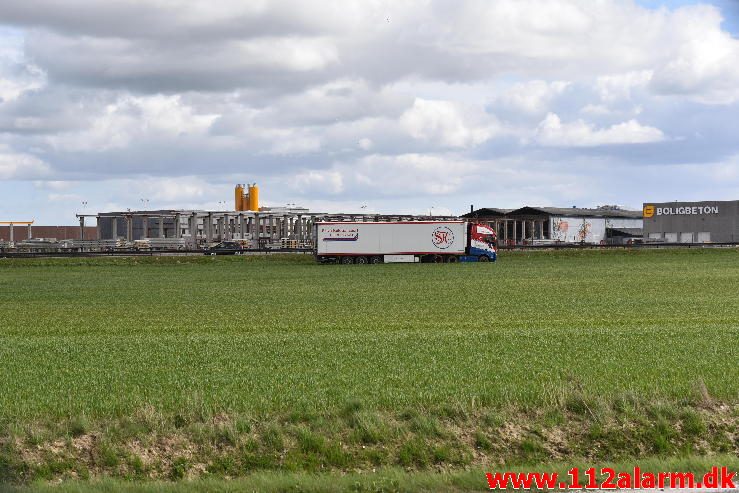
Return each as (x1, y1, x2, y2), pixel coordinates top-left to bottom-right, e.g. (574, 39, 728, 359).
(321, 227, 359, 241)
(432, 226, 455, 249)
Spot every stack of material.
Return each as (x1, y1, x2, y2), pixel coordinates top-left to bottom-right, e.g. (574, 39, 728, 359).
(280, 238, 298, 249)
(146, 238, 187, 250)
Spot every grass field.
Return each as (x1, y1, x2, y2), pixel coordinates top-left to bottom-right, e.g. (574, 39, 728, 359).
(1, 249, 738, 488)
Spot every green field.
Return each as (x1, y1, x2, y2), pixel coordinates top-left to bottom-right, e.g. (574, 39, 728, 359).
(1, 249, 738, 489)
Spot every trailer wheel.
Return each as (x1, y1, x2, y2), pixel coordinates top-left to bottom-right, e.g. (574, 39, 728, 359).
(355, 256, 368, 265)
(432, 255, 444, 263)
(370, 256, 383, 264)
(446, 255, 458, 263)
(478, 255, 490, 262)
(340, 256, 354, 265)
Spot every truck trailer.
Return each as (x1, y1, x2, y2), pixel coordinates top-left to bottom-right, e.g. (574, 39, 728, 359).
(314, 221, 497, 264)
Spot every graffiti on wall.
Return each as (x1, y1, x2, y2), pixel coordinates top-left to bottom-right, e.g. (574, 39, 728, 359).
(577, 220, 592, 242)
(552, 219, 569, 241)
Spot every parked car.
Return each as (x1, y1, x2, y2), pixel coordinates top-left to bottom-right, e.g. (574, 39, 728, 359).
(204, 241, 246, 255)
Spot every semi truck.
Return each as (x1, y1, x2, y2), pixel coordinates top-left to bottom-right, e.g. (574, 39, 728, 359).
(315, 221, 497, 264)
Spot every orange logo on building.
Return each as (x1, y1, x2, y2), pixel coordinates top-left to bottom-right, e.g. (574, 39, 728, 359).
(643, 205, 655, 218)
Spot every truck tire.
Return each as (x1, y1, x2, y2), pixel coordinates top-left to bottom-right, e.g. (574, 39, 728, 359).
(478, 255, 490, 262)
(341, 256, 354, 265)
(432, 255, 444, 263)
(355, 256, 368, 264)
(370, 256, 383, 264)
(446, 255, 458, 263)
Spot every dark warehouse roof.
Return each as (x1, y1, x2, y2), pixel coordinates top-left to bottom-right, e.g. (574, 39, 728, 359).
(465, 206, 642, 219)
(508, 206, 642, 218)
(606, 227, 644, 237)
(461, 207, 512, 218)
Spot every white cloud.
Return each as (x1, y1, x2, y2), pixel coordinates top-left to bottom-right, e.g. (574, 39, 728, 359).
(357, 138, 373, 150)
(0, 32, 45, 102)
(289, 169, 344, 194)
(0, 147, 50, 179)
(47, 192, 83, 202)
(649, 5, 739, 104)
(267, 134, 322, 155)
(33, 180, 76, 191)
(535, 113, 665, 147)
(596, 71, 652, 102)
(496, 80, 571, 114)
(46, 94, 219, 151)
(285, 154, 480, 199)
(399, 99, 499, 148)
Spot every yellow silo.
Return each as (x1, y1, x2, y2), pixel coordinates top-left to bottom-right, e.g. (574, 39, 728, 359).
(235, 184, 245, 211)
(247, 183, 259, 211)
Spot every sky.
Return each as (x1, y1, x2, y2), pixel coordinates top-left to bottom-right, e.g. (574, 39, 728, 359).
(0, 0, 738, 224)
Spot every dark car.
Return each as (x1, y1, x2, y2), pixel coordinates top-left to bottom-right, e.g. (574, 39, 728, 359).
(204, 241, 246, 255)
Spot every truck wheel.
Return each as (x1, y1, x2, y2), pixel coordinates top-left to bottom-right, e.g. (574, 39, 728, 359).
(478, 255, 490, 262)
(341, 256, 354, 265)
(355, 256, 368, 265)
(370, 256, 383, 264)
(446, 256, 458, 263)
(432, 255, 444, 263)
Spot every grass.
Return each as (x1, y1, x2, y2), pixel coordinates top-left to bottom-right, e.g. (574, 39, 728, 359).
(0, 249, 738, 486)
(6, 456, 739, 492)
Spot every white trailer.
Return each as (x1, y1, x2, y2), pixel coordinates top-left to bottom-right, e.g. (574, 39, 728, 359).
(314, 221, 497, 264)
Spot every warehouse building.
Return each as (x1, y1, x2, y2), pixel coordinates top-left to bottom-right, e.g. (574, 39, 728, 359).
(642, 200, 739, 243)
(464, 206, 643, 245)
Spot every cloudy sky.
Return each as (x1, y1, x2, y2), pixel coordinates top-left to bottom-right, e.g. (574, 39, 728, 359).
(1, 0, 738, 223)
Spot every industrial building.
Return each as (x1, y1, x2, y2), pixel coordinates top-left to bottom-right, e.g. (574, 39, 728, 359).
(78, 183, 318, 248)
(83, 183, 460, 250)
(92, 206, 317, 248)
(0, 224, 96, 242)
(463, 206, 643, 245)
(642, 200, 739, 243)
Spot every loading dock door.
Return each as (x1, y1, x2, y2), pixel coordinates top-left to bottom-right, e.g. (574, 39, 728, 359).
(665, 232, 678, 243)
(679, 232, 693, 243)
(696, 232, 711, 243)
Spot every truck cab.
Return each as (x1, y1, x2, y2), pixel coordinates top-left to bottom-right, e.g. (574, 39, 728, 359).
(468, 223, 497, 261)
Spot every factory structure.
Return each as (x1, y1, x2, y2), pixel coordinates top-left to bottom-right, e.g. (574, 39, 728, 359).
(4, 184, 739, 252)
(90, 183, 316, 249)
(463, 205, 644, 245)
(86, 183, 459, 250)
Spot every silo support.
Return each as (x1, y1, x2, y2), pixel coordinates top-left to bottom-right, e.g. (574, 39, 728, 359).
(253, 213, 260, 248)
